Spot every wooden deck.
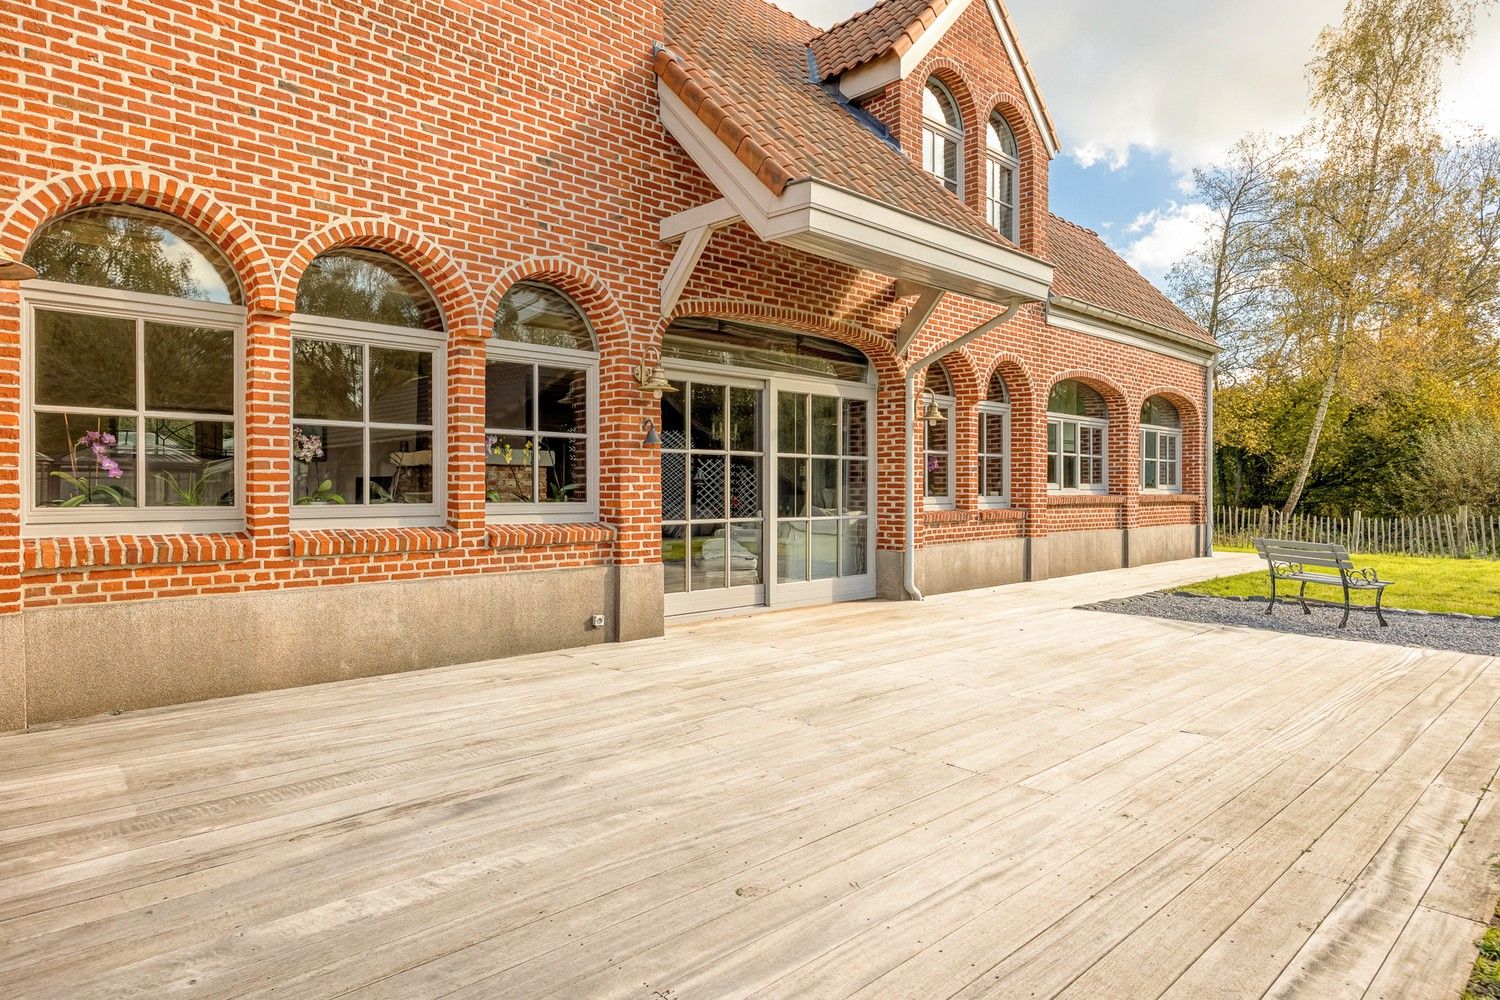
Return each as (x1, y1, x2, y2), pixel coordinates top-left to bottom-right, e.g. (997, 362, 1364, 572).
(2, 553, 1497, 1000)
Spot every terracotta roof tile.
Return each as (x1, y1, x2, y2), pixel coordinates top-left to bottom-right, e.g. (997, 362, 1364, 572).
(1047, 214, 1213, 346)
(660, 0, 1004, 245)
(809, 0, 953, 79)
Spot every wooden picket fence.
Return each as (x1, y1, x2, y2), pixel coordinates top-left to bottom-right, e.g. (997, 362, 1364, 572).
(1215, 506, 1500, 560)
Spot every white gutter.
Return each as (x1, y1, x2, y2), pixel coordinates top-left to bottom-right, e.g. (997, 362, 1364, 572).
(903, 300, 1023, 601)
(1205, 360, 1215, 556)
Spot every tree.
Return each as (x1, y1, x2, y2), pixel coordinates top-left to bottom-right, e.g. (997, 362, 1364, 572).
(1398, 420, 1500, 514)
(1275, 0, 1488, 515)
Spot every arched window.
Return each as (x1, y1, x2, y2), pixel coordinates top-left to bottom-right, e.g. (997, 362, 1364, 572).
(921, 79, 963, 196)
(986, 114, 1021, 242)
(1047, 380, 1108, 493)
(924, 362, 955, 508)
(979, 370, 1010, 506)
(485, 282, 598, 519)
(291, 249, 443, 519)
(1140, 396, 1182, 492)
(22, 205, 245, 531)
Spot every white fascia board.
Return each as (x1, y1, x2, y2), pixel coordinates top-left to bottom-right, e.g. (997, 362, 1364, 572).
(982, 0, 1060, 158)
(658, 81, 1053, 307)
(1047, 298, 1216, 367)
(836, 0, 973, 101)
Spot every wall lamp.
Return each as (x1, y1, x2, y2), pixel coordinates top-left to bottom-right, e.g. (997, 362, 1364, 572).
(921, 390, 947, 428)
(0, 255, 38, 282)
(641, 418, 661, 447)
(632, 358, 676, 398)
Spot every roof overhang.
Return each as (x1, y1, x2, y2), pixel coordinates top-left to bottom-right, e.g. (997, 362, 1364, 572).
(658, 79, 1053, 307)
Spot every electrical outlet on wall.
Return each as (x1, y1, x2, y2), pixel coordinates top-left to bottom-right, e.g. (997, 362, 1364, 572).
(590, 614, 606, 630)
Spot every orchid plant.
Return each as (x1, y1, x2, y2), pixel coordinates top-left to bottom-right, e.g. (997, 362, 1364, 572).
(290, 426, 345, 505)
(51, 426, 132, 507)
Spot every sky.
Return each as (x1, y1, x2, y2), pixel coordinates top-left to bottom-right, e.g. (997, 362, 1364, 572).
(777, 0, 1500, 287)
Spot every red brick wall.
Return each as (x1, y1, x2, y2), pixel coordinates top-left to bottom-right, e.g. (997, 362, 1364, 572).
(0, 0, 1204, 619)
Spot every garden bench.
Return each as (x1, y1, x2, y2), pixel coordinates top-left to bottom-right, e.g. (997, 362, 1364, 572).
(1253, 538, 1393, 628)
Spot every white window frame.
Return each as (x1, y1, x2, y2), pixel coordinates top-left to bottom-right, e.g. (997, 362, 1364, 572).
(1047, 413, 1109, 495)
(977, 399, 1011, 507)
(921, 79, 964, 198)
(20, 280, 247, 537)
(985, 117, 1020, 243)
(484, 339, 600, 524)
(924, 392, 956, 510)
(1141, 424, 1182, 494)
(289, 312, 447, 529)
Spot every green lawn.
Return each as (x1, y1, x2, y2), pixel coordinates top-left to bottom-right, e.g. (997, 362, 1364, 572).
(1185, 552, 1500, 617)
(1464, 898, 1500, 1000)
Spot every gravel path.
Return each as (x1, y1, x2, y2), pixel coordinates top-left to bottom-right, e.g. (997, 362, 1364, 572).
(1085, 591, 1500, 657)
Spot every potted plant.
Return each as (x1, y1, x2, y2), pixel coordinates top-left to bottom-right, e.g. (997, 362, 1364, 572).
(292, 426, 344, 506)
(50, 426, 132, 507)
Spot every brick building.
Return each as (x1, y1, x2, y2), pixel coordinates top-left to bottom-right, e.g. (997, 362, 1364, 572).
(0, 0, 1216, 729)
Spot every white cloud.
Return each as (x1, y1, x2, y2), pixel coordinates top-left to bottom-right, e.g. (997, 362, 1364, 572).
(777, 0, 1500, 175)
(1119, 202, 1217, 284)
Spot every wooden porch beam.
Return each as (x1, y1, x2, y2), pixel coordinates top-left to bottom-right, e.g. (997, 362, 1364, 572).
(894, 286, 945, 357)
(659, 199, 742, 243)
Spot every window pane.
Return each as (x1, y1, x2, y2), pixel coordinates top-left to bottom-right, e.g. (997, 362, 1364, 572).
(661, 380, 687, 449)
(145, 323, 234, 415)
(369, 430, 433, 504)
(729, 456, 761, 519)
(842, 459, 868, 514)
(661, 452, 686, 521)
(727, 523, 762, 588)
(34, 413, 137, 508)
(145, 419, 234, 507)
(982, 456, 1007, 498)
(690, 382, 724, 451)
(842, 518, 869, 577)
(842, 399, 867, 456)
(778, 392, 806, 453)
(810, 395, 838, 455)
(729, 386, 760, 452)
(297, 250, 440, 331)
(293, 424, 360, 506)
(982, 411, 1006, 457)
(810, 520, 838, 580)
(810, 458, 837, 515)
(24, 205, 240, 304)
(1064, 453, 1078, 490)
(485, 360, 532, 431)
(927, 455, 949, 498)
(1143, 458, 1158, 490)
(293, 339, 362, 422)
(485, 434, 533, 503)
(495, 282, 593, 350)
(778, 457, 806, 517)
(691, 454, 725, 519)
(539, 435, 586, 503)
(662, 525, 687, 594)
(538, 366, 587, 434)
(369, 348, 432, 426)
(777, 520, 807, 583)
(34, 310, 136, 410)
(926, 414, 948, 453)
(691, 523, 727, 592)
(1048, 421, 1058, 453)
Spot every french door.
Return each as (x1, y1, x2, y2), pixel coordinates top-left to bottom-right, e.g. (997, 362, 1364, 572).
(660, 365, 876, 616)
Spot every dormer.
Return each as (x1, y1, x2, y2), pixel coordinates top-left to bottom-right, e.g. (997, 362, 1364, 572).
(808, 0, 1059, 255)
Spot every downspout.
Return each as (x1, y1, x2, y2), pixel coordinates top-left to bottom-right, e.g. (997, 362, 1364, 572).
(903, 300, 1023, 601)
(1204, 357, 1216, 556)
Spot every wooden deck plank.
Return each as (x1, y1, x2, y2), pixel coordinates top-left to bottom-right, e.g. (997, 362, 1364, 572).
(2, 553, 1498, 1000)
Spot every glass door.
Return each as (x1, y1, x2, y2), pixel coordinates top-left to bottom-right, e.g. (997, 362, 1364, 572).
(772, 389, 874, 605)
(660, 376, 766, 615)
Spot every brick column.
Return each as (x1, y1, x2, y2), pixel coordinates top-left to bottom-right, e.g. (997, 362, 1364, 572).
(0, 284, 27, 730)
(446, 328, 487, 543)
(244, 310, 292, 556)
